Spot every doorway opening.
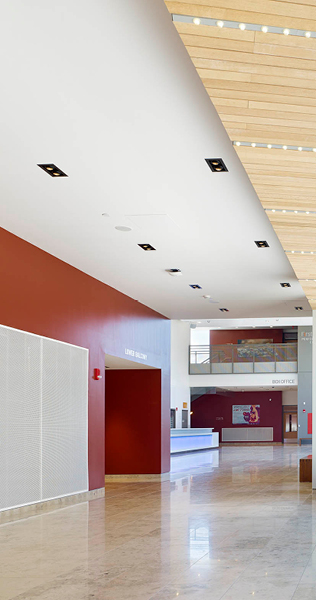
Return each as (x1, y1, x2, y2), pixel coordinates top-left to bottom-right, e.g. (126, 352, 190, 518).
(104, 353, 164, 475)
(283, 405, 298, 443)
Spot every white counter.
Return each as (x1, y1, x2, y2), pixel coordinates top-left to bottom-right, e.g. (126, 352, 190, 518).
(170, 428, 219, 454)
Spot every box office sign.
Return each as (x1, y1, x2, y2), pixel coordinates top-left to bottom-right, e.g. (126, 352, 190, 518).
(233, 405, 260, 425)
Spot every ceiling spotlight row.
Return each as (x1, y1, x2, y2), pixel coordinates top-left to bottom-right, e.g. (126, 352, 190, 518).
(286, 250, 316, 255)
(299, 279, 316, 282)
(266, 209, 316, 216)
(172, 13, 314, 38)
(234, 141, 316, 152)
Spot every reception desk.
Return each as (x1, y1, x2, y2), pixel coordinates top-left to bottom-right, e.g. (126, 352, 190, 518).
(170, 428, 219, 454)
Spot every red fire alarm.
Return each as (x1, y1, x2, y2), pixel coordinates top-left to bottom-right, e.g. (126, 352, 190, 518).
(303, 409, 306, 413)
(94, 368, 102, 380)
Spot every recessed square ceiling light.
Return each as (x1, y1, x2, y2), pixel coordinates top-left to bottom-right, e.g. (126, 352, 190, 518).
(189, 284, 202, 289)
(219, 308, 229, 312)
(205, 158, 228, 172)
(295, 306, 303, 311)
(280, 282, 291, 288)
(255, 240, 269, 248)
(138, 243, 156, 251)
(38, 164, 68, 177)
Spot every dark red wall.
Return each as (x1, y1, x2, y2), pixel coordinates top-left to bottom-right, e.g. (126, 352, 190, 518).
(191, 391, 282, 442)
(210, 329, 283, 345)
(105, 370, 162, 474)
(0, 227, 170, 488)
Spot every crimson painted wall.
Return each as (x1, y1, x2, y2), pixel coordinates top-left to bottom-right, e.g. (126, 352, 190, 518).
(0, 227, 170, 488)
(191, 391, 283, 442)
(105, 370, 162, 474)
(210, 329, 283, 345)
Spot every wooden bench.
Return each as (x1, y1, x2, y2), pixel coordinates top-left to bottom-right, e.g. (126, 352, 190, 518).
(299, 438, 312, 446)
(300, 455, 312, 482)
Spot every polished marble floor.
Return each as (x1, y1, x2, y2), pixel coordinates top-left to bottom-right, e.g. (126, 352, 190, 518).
(1, 445, 315, 600)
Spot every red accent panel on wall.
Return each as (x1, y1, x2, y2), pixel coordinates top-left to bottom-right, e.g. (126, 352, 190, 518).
(0, 227, 170, 488)
(191, 391, 282, 442)
(105, 370, 161, 474)
(209, 329, 283, 345)
(308, 413, 312, 435)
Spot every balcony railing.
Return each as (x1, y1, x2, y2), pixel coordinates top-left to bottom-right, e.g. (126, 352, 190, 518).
(189, 343, 298, 375)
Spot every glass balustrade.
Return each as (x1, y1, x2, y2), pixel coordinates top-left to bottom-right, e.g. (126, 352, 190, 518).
(189, 343, 297, 374)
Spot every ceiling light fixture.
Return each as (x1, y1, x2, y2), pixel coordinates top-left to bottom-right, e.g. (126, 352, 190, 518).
(266, 209, 316, 215)
(233, 141, 316, 152)
(38, 164, 68, 177)
(285, 250, 316, 254)
(190, 284, 202, 289)
(205, 158, 228, 172)
(255, 240, 269, 248)
(166, 269, 182, 277)
(172, 14, 316, 39)
(138, 243, 156, 251)
(217, 20, 224, 28)
(280, 282, 291, 288)
(295, 306, 303, 311)
(219, 308, 229, 312)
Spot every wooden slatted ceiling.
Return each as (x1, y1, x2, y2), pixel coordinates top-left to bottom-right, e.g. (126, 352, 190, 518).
(165, 0, 316, 309)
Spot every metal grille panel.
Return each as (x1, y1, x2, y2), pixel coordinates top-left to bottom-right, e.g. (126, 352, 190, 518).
(222, 427, 273, 442)
(0, 325, 88, 511)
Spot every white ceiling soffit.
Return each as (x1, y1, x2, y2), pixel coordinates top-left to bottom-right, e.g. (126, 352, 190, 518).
(104, 354, 156, 370)
(184, 317, 312, 329)
(0, 0, 309, 319)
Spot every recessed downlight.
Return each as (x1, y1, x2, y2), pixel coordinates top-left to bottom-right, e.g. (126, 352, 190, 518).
(193, 17, 201, 25)
(280, 282, 291, 288)
(295, 306, 303, 311)
(115, 226, 132, 232)
(219, 308, 229, 312)
(205, 158, 228, 172)
(255, 240, 269, 248)
(138, 243, 156, 251)
(38, 164, 68, 177)
(190, 284, 202, 289)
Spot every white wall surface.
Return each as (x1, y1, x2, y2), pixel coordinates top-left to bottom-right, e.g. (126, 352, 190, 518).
(171, 321, 191, 428)
(282, 390, 298, 405)
(190, 328, 210, 345)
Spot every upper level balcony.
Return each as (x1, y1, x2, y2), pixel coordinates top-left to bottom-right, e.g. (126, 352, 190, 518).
(189, 343, 297, 375)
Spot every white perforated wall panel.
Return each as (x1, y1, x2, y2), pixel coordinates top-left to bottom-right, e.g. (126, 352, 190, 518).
(0, 325, 88, 511)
